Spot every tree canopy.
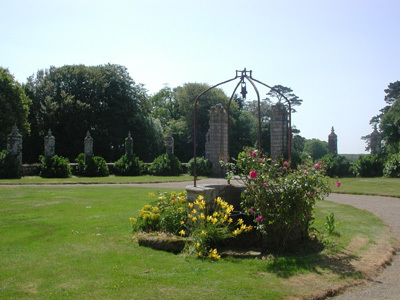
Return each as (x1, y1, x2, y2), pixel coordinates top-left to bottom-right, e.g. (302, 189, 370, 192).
(24, 64, 163, 162)
(0, 67, 31, 149)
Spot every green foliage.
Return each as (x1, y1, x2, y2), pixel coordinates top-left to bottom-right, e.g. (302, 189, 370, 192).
(303, 139, 329, 160)
(23, 64, 156, 163)
(39, 155, 72, 178)
(148, 153, 182, 176)
(321, 153, 352, 177)
(231, 149, 331, 252)
(114, 154, 144, 176)
(383, 153, 400, 178)
(0, 67, 31, 150)
(130, 191, 187, 235)
(187, 156, 212, 176)
(380, 99, 400, 154)
(351, 154, 384, 177)
(324, 212, 337, 235)
(75, 153, 109, 177)
(0, 150, 21, 179)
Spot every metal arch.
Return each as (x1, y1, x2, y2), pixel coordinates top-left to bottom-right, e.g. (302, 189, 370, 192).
(193, 69, 293, 187)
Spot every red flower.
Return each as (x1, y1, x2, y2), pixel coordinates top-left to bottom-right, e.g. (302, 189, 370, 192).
(256, 215, 263, 222)
(249, 171, 257, 179)
(314, 163, 320, 169)
(251, 151, 257, 158)
(336, 181, 341, 187)
(262, 182, 267, 187)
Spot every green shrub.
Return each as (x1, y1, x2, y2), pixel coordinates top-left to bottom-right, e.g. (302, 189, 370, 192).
(114, 154, 144, 176)
(0, 150, 21, 179)
(39, 155, 72, 178)
(321, 153, 352, 177)
(383, 153, 400, 178)
(75, 153, 109, 177)
(351, 154, 384, 177)
(187, 156, 212, 176)
(148, 153, 182, 176)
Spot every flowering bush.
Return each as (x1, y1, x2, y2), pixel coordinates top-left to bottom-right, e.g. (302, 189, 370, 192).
(130, 191, 187, 234)
(231, 149, 331, 252)
(184, 196, 253, 259)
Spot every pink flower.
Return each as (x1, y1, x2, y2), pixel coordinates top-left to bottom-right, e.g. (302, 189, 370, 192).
(256, 215, 263, 222)
(249, 171, 257, 179)
(336, 181, 341, 188)
(258, 158, 262, 163)
(319, 161, 323, 164)
(306, 213, 311, 218)
(303, 169, 307, 174)
(283, 166, 287, 170)
(262, 182, 267, 187)
(283, 161, 288, 165)
(249, 208, 254, 214)
(314, 163, 320, 169)
(251, 151, 257, 158)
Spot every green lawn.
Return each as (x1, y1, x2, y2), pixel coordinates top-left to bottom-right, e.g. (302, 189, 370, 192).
(0, 185, 394, 299)
(0, 175, 199, 185)
(331, 177, 400, 198)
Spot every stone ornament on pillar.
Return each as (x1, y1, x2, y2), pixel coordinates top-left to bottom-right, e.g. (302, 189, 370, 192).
(270, 103, 288, 160)
(84, 131, 93, 157)
(165, 132, 174, 155)
(370, 126, 382, 155)
(44, 129, 55, 157)
(125, 131, 134, 159)
(7, 125, 23, 165)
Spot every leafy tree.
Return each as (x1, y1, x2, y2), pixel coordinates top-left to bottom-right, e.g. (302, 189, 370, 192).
(24, 64, 161, 162)
(303, 139, 328, 160)
(266, 85, 303, 113)
(380, 99, 400, 154)
(149, 85, 180, 127)
(0, 67, 31, 150)
(351, 154, 384, 177)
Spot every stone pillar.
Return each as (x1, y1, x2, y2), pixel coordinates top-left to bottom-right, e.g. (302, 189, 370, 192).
(7, 125, 22, 165)
(370, 126, 382, 155)
(205, 104, 228, 177)
(270, 103, 288, 160)
(125, 131, 134, 159)
(84, 131, 93, 157)
(44, 129, 55, 157)
(328, 127, 338, 154)
(165, 132, 174, 155)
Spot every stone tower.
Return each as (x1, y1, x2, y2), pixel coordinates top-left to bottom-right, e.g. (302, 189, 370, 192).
(205, 104, 228, 177)
(270, 102, 288, 160)
(328, 127, 338, 154)
(370, 126, 382, 154)
(165, 132, 174, 155)
(125, 132, 134, 159)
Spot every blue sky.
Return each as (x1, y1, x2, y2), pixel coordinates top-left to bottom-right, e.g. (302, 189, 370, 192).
(1, 0, 399, 154)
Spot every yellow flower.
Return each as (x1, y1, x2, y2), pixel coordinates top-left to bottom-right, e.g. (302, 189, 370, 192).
(232, 229, 241, 236)
(238, 218, 244, 225)
(129, 217, 137, 224)
(212, 212, 219, 217)
(188, 214, 192, 218)
(180, 220, 185, 225)
(179, 230, 186, 236)
(196, 242, 201, 249)
(188, 202, 194, 208)
(206, 216, 213, 222)
(148, 192, 155, 198)
(247, 225, 253, 231)
(200, 213, 205, 220)
(198, 252, 203, 257)
(192, 209, 198, 215)
(228, 218, 233, 223)
(192, 216, 198, 222)
(212, 218, 218, 224)
(200, 230, 207, 236)
(240, 224, 247, 230)
(197, 195, 204, 201)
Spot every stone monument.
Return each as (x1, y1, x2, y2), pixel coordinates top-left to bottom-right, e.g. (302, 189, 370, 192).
(165, 132, 174, 155)
(205, 103, 228, 177)
(270, 103, 288, 160)
(44, 129, 55, 157)
(7, 125, 22, 165)
(125, 131, 134, 159)
(84, 131, 93, 157)
(328, 127, 338, 154)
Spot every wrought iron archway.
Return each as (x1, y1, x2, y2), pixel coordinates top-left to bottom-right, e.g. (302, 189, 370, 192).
(193, 69, 292, 186)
